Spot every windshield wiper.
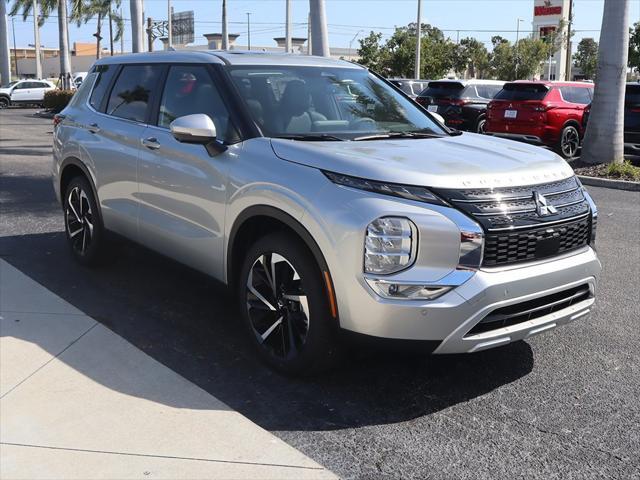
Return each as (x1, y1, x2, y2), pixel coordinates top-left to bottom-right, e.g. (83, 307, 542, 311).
(274, 133, 345, 141)
(353, 131, 443, 141)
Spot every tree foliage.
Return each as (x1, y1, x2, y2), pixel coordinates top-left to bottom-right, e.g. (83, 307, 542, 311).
(574, 38, 598, 79)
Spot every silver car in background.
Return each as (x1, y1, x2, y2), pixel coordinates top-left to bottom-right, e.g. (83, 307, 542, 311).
(52, 52, 601, 375)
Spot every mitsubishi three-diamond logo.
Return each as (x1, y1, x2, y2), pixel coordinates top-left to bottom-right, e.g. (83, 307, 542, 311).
(533, 191, 558, 216)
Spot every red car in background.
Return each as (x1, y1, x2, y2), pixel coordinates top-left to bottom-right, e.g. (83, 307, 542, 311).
(485, 81, 593, 159)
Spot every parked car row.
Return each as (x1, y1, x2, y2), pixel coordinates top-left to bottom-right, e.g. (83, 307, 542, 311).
(402, 78, 594, 159)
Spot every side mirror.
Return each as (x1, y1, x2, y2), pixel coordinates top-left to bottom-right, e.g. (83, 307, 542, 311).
(170, 113, 217, 144)
(170, 114, 227, 156)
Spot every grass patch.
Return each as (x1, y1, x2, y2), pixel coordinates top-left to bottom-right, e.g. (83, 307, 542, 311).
(606, 160, 640, 181)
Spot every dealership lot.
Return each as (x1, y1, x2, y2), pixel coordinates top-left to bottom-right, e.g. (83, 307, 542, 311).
(1, 108, 639, 479)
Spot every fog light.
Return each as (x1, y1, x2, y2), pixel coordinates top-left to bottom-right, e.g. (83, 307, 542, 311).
(366, 279, 452, 300)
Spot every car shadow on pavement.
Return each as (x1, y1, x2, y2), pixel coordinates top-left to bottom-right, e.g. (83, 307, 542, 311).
(0, 231, 534, 431)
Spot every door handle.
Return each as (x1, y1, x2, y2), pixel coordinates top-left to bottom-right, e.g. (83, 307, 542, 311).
(88, 122, 100, 133)
(142, 137, 161, 149)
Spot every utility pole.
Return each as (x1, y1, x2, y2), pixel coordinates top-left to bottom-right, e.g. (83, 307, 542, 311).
(515, 18, 523, 79)
(414, 0, 421, 79)
(221, 0, 228, 50)
(167, 0, 172, 48)
(309, 0, 329, 56)
(12, 16, 18, 77)
(564, 0, 573, 80)
(109, 4, 114, 56)
(0, 0, 11, 83)
(246, 12, 251, 50)
(33, 0, 42, 78)
(285, 0, 292, 53)
(307, 12, 312, 54)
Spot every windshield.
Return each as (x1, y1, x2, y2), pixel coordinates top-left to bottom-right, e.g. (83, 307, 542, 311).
(228, 66, 445, 140)
(494, 83, 549, 101)
(1, 80, 18, 88)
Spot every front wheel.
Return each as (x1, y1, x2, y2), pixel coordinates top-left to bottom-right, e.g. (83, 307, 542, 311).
(557, 125, 580, 159)
(238, 232, 340, 375)
(475, 115, 487, 134)
(0, 96, 9, 109)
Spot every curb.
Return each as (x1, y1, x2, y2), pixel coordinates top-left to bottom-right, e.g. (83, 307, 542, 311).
(577, 175, 640, 192)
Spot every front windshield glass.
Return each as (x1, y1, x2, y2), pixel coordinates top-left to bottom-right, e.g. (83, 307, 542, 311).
(1, 80, 18, 88)
(228, 66, 445, 139)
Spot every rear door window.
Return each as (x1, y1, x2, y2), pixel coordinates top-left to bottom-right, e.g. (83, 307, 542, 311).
(90, 64, 118, 111)
(106, 64, 163, 122)
(559, 86, 592, 105)
(494, 84, 549, 101)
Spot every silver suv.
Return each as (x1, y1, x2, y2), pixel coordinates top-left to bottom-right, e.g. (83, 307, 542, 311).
(53, 52, 601, 374)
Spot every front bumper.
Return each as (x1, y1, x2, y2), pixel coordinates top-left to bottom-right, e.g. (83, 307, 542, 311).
(340, 247, 600, 354)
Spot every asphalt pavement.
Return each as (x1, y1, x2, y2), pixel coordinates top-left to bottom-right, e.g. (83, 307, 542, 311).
(1, 108, 639, 479)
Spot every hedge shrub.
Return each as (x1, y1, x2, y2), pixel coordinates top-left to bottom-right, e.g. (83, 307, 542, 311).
(43, 89, 75, 113)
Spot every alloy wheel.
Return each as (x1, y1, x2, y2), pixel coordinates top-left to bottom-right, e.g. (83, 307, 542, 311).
(561, 127, 579, 158)
(0, 98, 9, 109)
(477, 119, 486, 134)
(65, 186, 94, 255)
(246, 253, 310, 360)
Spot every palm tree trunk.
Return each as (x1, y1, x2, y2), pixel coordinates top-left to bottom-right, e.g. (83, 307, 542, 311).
(581, 0, 629, 165)
(109, 3, 114, 56)
(95, 11, 102, 59)
(0, 0, 12, 84)
(58, 0, 72, 89)
(129, 0, 143, 52)
(33, 0, 42, 78)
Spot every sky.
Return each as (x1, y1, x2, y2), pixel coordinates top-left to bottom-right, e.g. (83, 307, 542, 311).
(8, 0, 640, 54)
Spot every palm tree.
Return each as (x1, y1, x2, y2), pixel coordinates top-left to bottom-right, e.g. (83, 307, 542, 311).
(73, 0, 123, 59)
(57, 0, 72, 88)
(10, 0, 46, 78)
(581, 0, 630, 165)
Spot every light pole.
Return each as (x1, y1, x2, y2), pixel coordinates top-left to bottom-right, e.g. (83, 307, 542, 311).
(515, 18, 523, 79)
(285, 0, 292, 53)
(309, 0, 329, 56)
(246, 12, 251, 50)
(349, 30, 363, 60)
(222, 0, 228, 50)
(167, 0, 172, 48)
(414, 0, 422, 80)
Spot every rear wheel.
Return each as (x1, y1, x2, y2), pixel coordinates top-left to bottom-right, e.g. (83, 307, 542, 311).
(238, 232, 340, 375)
(63, 176, 109, 266)
(0, 96, 9, 109)
(557, 125, 580, 159)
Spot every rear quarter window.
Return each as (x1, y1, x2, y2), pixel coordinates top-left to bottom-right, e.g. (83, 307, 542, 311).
(559, 86, 592, 105)
(89, 64, 118, 111)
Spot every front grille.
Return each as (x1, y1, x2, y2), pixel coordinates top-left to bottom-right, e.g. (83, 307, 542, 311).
(433, 176, 594, 267)
(466, 284, 592, 337)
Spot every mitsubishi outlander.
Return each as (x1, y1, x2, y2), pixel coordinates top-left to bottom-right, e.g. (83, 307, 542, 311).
(52, 52, 601, 374)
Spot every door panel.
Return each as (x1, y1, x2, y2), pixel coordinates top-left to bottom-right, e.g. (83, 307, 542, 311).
(10, 83, 29, 102)
(138, 125, 231, 277)
(137, 64, 238, 278)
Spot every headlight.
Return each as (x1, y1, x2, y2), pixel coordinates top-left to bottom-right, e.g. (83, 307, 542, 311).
(364, 217, 417, 274)
(323, 171, 447, 205)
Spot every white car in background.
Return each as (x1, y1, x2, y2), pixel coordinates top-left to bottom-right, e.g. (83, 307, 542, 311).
(0, 79, 56, 108)
(73, 72, 89, 89)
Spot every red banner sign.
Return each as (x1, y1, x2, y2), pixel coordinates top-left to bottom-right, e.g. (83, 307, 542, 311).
(534, 5, 562, 16)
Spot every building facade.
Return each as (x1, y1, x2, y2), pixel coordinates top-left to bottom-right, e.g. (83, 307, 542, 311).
(532, 0, 571, 80)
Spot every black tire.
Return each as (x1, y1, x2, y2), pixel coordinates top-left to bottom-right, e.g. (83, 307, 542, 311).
(0, 96, 9, 109)
(475, 115, 487, 134)
(237, 231, 340, 375)
(556, 124, 580, 159)
(63, 176, 109, 266)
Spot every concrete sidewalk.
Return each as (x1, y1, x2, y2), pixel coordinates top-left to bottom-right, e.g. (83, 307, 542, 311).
(0, 259, 336, 480)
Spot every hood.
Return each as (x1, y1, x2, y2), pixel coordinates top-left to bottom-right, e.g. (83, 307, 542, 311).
(270, 133, 574, 189)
